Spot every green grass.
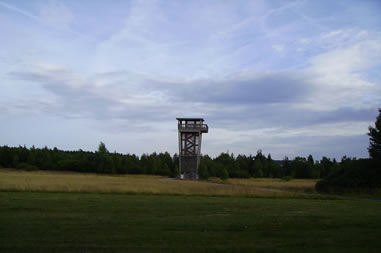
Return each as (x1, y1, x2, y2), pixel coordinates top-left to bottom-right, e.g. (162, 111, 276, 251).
(1, 192, 381, 252)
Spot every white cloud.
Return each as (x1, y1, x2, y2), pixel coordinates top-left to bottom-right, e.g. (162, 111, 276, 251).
(310, 39, 381, 75)
(300, 37, 381, 111)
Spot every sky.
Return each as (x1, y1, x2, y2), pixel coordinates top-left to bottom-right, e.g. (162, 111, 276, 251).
(0, 0, 380, 160)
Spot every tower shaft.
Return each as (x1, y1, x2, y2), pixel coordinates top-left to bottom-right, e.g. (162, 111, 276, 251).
(177, 118, 208, 179)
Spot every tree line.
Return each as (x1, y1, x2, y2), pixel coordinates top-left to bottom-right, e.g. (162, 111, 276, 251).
(198, 151, 344, 180)
(0, 141, 368, 180)
(0, 142, 178, 177)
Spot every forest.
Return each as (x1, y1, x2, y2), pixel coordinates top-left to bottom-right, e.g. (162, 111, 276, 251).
(0, 142, 374, 180)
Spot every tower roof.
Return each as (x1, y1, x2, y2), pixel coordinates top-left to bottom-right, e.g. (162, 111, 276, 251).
(176, 118, 204, 121)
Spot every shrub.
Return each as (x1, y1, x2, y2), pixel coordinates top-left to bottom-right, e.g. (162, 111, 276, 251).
(219, 168, 229, 180)
(315, 161, 381, 193)
(17, 163, 39, 171)
(282, 176, 292, 181)
(198, 164, 209, 180)
(154, 164, 171, 176)
(57, 159, 83, 171)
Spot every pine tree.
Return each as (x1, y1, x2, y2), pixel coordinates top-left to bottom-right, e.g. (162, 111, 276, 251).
(98, 142, 108, 154)
(368, 109, 381, 163)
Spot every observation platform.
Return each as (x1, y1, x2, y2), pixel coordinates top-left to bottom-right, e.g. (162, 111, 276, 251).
(176, 118, 208, 133)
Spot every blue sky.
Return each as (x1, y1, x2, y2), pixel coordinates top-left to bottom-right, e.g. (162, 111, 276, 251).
(0, 0, 380, 160)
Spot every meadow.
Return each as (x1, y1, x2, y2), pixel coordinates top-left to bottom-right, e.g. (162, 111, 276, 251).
(1, 169, 381, 252)
(0, 169, 319, 198)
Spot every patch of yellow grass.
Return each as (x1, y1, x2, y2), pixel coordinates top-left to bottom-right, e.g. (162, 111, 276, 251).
(0, 169, 319, 198)
(211, 177, 318, 193)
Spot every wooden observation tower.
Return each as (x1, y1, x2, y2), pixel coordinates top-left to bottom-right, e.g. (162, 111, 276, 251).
(176, 118, 208, 179)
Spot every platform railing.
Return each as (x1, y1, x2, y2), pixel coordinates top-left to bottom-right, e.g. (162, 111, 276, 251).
(178, 124, 208, 132)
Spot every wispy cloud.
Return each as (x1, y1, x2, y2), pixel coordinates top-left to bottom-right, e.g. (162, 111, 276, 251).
(0, 0, 91, 39)
(0, 0, 380, 158)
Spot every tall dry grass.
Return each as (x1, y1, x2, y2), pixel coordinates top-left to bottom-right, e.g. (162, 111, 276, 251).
(0, 169, 320, 198)
(210, 178, 318, 193)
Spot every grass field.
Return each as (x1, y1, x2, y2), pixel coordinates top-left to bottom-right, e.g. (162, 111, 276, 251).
(0, 169, 320, 198)
(1, 169, 381, 252)
(210, 177, 318, 192)
(1, 192, 381, 252)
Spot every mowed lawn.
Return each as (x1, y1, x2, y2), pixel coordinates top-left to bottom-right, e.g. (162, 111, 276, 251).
(0, 192, 381, 252)
(1, 169, 381, 252)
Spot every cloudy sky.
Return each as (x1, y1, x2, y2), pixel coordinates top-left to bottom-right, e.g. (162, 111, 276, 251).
(1, 0, 380, 160)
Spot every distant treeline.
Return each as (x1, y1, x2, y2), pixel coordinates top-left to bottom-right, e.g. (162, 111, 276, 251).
(0, 143, 177, 177)
(0, 142, 374, 181)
